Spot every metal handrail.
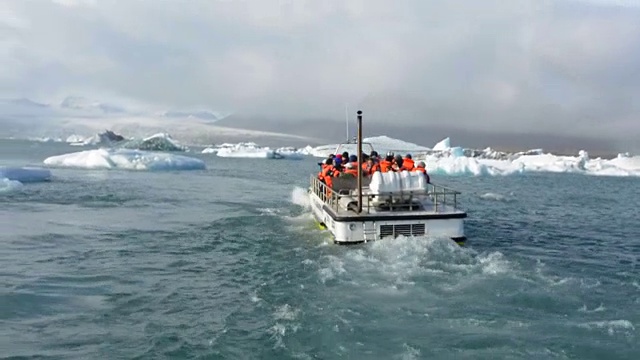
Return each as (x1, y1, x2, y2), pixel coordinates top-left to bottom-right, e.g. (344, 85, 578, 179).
(310, 175, 463, 214)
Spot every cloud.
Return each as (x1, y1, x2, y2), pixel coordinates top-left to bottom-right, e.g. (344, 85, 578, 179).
(1, 0, 639, 143)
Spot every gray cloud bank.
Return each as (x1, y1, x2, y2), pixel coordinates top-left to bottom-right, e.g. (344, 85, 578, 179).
(1, 0, 639, 152)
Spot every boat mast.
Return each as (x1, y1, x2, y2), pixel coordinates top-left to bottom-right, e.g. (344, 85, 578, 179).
(357, 110, 363, 214)
(345, 103, 349, 143)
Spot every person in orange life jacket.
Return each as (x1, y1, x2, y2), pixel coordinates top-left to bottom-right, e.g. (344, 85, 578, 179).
(361, 156, 375, 175)
(319, 158, 340, 190)
(414, 161, 431, 183)
(333, 156, 345, 174)
(317, 158, 332, 181)
(348, 154, 358, 169)
(402, 153, 415, 171)
(343, 162, 360, 177)
(392, 154, 404, 171)
(342, 151, 349, 160)
(379, 153, 395, 173)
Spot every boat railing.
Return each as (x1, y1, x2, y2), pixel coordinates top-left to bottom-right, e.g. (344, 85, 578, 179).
(310, 175, 462, 214)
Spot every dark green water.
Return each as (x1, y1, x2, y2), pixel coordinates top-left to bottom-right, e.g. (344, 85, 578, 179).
(1, 140, 638, 359)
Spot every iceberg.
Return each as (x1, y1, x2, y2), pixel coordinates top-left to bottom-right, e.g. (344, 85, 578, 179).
(69, 130, 126, 147)
(1, 178, 22, 193)
(0, 166, 52, 183)
(0, 166, 52, 193)
(274, 147, 305, 160)
(307, 135, 430, 158)
(308, 135, 640, 178)
(120, 133, 187, 152)
(419, 151, 640, 177)
(43, 149, 205, 171)
(201, 142, 306, 159)
(432, 137, 450, 151)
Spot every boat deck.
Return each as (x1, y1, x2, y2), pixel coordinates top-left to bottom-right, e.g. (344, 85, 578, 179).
(310, 176, 466, 221)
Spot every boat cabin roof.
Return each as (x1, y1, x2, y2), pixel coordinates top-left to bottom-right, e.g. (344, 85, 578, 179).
(333, 142, 375, 156)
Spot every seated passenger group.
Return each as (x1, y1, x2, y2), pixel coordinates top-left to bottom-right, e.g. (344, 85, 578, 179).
(318, 151, 430, 187)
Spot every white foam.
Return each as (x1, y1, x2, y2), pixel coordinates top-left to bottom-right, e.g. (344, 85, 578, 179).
(43, 149, 205, 171)
(290, 187, 311, 209)
(579, 320, 635, 336)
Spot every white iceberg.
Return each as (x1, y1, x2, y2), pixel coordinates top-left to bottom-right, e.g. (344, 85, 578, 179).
(65, 134, 85, 143)
(43, 149, 205, 171)
(1, 178, 22, 193)
(0, 166, 52, 193)
(307, 135, 430, 158)
(120, 133, 187, 152)
(419, 150, 640, 177)
(0, 166, 52, 183)
(309, 135, 640, 177)
(274, 147, 305, 160)
(201, 142, 305, 159)
(432, 137, 450, 151)
(69, 130, 126, 146)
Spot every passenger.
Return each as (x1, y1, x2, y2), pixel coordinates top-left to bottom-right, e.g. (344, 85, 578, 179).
(402, 154, 415, 171)
(414, 161, 431, 183)
(393, 154, 404, 171)
(343, 162, 359, 177)
(342, 151, 349, 161)
(318, 158, 333, 182)
(319, 158, 341, 198)
(363, 157, 380, 175)
(379, 154, 394, 173)
(333, 156, 344, 173)
(349, 154, 358, 168)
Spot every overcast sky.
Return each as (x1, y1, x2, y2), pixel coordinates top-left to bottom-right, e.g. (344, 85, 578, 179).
(2, 0, 640, 142)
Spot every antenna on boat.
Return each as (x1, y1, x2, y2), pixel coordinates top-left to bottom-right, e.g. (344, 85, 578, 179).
(345, 103, 350, 143)
(357, 110, 363, 214)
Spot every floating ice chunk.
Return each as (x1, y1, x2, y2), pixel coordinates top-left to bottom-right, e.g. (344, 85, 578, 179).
(121, 133, 187, 152)
(432, 137, 451, 151)
(43, 149, 205, 171)
(202, 142, 306, 159)
(0, 166, 52, 183)
(66, 134, 85, 143)
(450, 146, 465, 158)
(274, 147, 305, 160)
(216, 147, 275, 158)
(1, 178, 23, 193)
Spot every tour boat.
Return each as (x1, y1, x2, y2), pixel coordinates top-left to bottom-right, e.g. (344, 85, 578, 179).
(308, 111, 467, 244)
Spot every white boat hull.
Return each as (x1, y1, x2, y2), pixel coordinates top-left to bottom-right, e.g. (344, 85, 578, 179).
(309, 189, 466, 244)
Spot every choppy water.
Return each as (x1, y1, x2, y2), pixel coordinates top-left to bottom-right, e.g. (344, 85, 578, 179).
(1, 140, 639, 359)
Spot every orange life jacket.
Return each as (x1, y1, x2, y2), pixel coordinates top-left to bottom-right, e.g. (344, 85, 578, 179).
(344, 167, 358, 177)
(379, 160, 393, 173)
(321, 165, 337, 181)
(402, 158, 415, 171)
(363, 162, 381, 174)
